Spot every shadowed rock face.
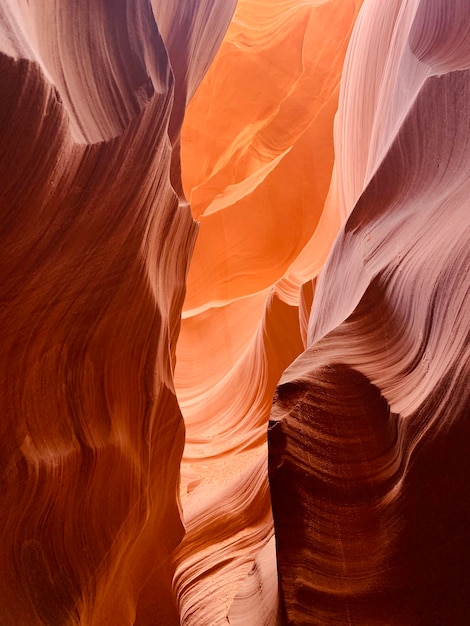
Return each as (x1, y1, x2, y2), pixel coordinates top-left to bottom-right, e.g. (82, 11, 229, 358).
(269, 0, 470, 623)
(270, 365, 402, 623)
(2, 0, 470, 624)
(0, 1, 235, 624)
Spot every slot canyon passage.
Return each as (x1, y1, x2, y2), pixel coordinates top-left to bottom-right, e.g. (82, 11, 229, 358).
(1, 0, 470, 624)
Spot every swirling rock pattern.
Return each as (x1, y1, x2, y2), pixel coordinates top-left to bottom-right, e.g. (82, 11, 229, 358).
(269, 0, 470, 624)
(173, 1, 363, 623)
(227, 536, 281, 626)
(3, 0, 469, 624)
(0, 1, 234, 624)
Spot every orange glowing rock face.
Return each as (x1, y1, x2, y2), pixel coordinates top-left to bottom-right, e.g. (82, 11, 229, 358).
(174, 1, 363, 623)
(3, 0, 470, 624)
(181, 0, 364, 311)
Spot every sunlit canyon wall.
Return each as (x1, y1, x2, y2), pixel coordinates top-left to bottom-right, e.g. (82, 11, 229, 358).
(1, 0, 469, 625)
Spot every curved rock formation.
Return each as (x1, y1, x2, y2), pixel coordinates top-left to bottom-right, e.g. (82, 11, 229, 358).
(174, 1, 363, 622)
(0, 1, 234, 624)
(4, 0, 468, 624)
(227, 536, 281, 626)
(269, 0, 470, 623)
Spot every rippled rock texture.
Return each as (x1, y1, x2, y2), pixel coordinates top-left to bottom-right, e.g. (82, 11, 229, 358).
(0, 0, 234, 623)
(2, 0, 470, 624)
(269, 0, 470, 624)
(174, 0, 363, 623)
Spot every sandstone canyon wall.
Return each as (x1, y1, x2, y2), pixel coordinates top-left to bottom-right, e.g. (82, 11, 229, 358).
(1, 0, 469, 625)
(269, 0, 470, 624)
(0, 1, 235, 623)
(174, 1, 363, 623)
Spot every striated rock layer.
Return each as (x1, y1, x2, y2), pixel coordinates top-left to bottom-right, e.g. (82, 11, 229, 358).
(4, 0, 470, 623)
(174, 0, 363, 623)
(0, 1, 234, 624)
(269, 0, 470, 624)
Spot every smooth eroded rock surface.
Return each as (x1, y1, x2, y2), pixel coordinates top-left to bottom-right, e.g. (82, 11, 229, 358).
(0, 1, 234, 624)
(269, 1, 470, 623)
